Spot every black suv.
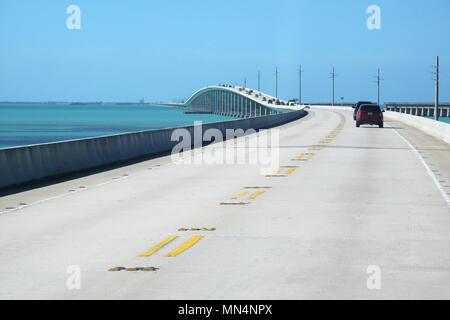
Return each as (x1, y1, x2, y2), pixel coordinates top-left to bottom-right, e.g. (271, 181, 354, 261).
(353, 101, 373, 120)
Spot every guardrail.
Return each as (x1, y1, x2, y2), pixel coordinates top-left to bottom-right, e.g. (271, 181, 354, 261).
(0, 109, 307, 189)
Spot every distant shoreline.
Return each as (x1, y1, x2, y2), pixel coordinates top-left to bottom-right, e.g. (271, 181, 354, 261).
(0, 101, 172, 105)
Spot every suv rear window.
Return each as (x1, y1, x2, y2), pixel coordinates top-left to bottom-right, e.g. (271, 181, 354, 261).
(356, 101, 371, 107)
(360, 105, 381, 112)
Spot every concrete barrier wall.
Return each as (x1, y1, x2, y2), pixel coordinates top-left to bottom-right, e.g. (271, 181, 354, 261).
(0, 109, 307, 189)
(384, 111, 450, 144)
(308, 105, 354, 112)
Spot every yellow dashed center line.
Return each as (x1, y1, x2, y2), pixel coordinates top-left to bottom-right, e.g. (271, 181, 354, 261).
(285, 168, 296, 175)
(249, 190, 266, 199)
(296, 154, 304, 160)
(274, 168, 283, 174)
(137, 236, 178, 257)
(231, 190, 249, 200)
(164, 235, 204, 257)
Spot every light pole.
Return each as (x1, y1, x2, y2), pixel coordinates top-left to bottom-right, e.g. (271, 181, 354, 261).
(330, 67, 337, 106)
(298, 64, 303, 105)
(275, 67, 279, 98)
(374, 68, 383, 105)
(258, 71, 260, 91)
(433, 56, 440, 121)
(377, 69, 380, 105)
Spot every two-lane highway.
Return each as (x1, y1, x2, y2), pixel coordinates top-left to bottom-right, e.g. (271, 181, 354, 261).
(1, 108, 449, 299)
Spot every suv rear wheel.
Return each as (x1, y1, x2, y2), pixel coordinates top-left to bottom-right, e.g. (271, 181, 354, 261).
(356, 121, 360, 128)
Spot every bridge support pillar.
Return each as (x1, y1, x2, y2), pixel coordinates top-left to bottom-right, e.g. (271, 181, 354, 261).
(224, 92, 227, 116)
(224, 91, 226, 115)
(227, 92, 231, 116)
(230, 92, 232, 116)
(229, 92, 232, 117)
(232, 93, 235, 116)
(230, 93, 233, 117)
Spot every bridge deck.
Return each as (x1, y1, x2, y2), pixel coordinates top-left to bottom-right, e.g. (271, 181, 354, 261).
(0, 109, 449, 299)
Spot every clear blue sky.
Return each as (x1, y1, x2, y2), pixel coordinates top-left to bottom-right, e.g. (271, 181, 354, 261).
(0, 0, 449, 103)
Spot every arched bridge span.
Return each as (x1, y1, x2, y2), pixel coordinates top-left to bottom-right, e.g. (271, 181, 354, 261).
(183, 86, 291, 118)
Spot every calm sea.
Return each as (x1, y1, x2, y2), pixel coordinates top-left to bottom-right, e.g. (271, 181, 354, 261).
(0, 103, 237, 149)
(425, 117, 450, 124)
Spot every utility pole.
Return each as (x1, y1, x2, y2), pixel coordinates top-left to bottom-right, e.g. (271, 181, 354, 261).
(298, 64, 303, 105)
(330, 67, 337, 106)
(275, 67, 279, 98)
(257, 71, 261, 91)
(377, 69, 380, 105)
(432, 56, 440, 121)
(374, 68, 383, 105)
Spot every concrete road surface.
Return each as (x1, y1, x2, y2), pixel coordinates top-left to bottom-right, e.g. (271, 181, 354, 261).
(1, 108, 449, 299)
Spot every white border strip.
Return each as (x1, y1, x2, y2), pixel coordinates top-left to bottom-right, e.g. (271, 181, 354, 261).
(391, 125, 450, 207)
(384, 111, 450, 145)
(0, 176, 129, 216)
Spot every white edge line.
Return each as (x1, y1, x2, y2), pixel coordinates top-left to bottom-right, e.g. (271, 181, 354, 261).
(391, 125, 450, 207)
(0, 176, 129, 216)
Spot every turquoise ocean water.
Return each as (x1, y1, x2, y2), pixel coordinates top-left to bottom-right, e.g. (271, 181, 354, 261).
(0, 104, 237, 149)
(425, 117, 450, 124)
(1, 104, 448, 149)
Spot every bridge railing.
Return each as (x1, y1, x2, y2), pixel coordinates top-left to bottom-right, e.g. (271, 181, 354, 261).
(385, 103, 450, 118)
(183, 86, 286, 118)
